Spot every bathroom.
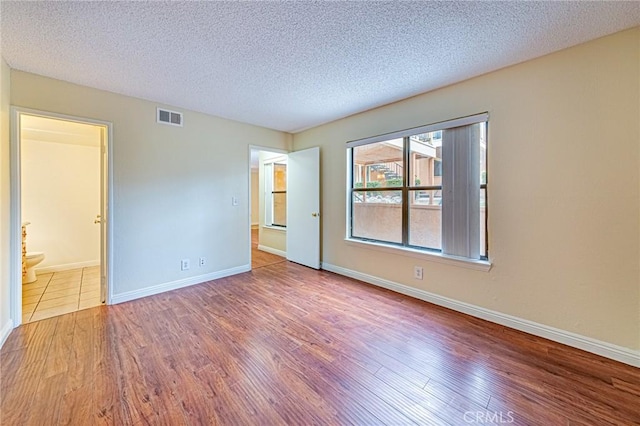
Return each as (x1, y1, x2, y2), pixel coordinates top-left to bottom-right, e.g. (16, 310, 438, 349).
(20, 114, 103, 323)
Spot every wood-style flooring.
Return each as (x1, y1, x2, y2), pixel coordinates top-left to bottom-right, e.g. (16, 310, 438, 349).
(1, 261, 638, 425)
(251, 228, 286, 269)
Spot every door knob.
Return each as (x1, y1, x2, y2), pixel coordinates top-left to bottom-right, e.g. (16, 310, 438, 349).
(94, 214, 102, 224)
(311, 212, 320, 217)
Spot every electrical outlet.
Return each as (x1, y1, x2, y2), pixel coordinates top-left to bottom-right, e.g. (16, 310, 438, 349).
(232, 196, 238, 206)
(199, 257, 206, 267)
(181, 259, 190, 271)
(414, 266, 423, 280)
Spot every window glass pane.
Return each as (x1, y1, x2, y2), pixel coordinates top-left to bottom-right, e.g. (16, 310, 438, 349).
(409, 133, 442, 187)
(274, 163, 286, 191)
(480, 123, 487, 185)
(409, 189, 442, 250)
(352, 139, 404, 188)
(273, 193, 286, 226)
(409, 132, 443, 250)
(352, 190, 402, 244)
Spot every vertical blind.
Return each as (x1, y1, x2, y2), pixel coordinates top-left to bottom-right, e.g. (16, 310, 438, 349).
(442, 123, 481, 259)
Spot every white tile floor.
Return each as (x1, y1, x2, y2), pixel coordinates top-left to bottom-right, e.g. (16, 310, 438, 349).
(22, 266, 102, 323)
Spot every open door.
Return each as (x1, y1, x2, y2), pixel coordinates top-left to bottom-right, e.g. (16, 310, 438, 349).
(286, 147, 320, 269)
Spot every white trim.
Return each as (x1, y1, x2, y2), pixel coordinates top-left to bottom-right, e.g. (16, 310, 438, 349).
(9, 109, 21, 327)
(346, 112, 489, 148)
(345, 238, 491, 272)
(35, 260, 100, 274)
(322, 263, 640, 368)
(0, 320, 13, 349)
(263, 225, 286, 232)
(111, 264, 250, 304)
(104, 117, 114, 306)
(248, 145, 288, 155)
(257, 244, 286, 258)
(262, 155, 288, 165)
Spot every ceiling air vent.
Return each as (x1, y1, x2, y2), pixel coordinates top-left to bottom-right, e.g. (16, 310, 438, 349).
(156, 107, 183, 127)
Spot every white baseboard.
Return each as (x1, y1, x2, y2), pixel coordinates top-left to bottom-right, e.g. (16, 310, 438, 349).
(0, 319, 13, 350)
(36, 260, 100, 274)
(322, 263, 640, 368)
(111, 264, 250, 305)
(257, 244, 286, 258)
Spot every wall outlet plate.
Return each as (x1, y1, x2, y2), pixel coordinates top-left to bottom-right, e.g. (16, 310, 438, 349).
(181, 259, 190, 271)
(199, 257, 206, 267)
(414, 266, 423, 280)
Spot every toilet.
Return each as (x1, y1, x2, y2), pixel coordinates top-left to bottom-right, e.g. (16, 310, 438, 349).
(24, 252, 45, 284)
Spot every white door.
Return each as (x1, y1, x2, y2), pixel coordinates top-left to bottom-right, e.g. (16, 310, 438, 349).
(286, 147, 320, 269)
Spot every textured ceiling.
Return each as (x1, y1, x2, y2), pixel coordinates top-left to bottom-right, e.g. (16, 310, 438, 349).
(1, 2, 639, 133)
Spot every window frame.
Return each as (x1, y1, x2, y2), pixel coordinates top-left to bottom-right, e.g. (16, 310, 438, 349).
(346, 113, 490, 266)
(264, 157, 287, 228)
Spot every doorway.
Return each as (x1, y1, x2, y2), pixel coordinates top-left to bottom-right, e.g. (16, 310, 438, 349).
(248, 145, 321, 270)
(10, 108, 112, 326)
(249, 146, 288, 269)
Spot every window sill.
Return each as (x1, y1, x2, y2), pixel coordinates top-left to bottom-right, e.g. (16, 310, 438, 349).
(344, 238, 492, 272)
(263, 225, 286, 232)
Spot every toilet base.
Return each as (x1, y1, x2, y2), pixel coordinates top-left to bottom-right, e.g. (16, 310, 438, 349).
(23, 268, 37, 284)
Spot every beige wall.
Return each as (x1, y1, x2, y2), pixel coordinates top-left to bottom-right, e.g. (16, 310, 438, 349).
(293, 28, 640, 351)
(21, 139, 100, 270)
(10, 71, 290, 298)
(0, 58, 11, 343)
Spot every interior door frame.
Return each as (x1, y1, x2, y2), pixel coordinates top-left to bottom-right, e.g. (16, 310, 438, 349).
(247, 144, 288, 269)
(9, 107, 114, 327)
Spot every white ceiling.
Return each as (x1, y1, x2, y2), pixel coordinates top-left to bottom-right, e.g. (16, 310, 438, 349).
(2, 2, 639, 133)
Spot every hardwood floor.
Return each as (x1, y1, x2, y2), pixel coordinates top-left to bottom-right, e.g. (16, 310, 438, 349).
(1, 261, 638, 425)
(251, 228, 285, 269)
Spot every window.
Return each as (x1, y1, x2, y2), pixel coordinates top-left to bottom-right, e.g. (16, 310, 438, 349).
(348, 113, 488, 260)
(264, 160, 287, 227)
